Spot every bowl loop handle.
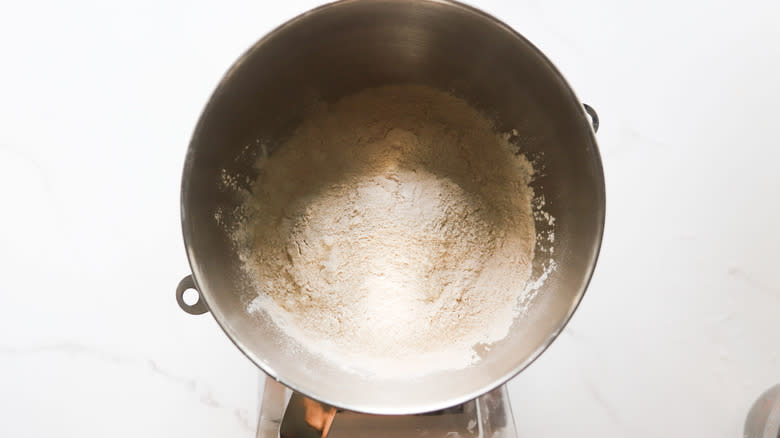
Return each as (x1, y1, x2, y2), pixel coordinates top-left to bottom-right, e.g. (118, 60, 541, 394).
(583, 103, 599, 133)
(176, 275, 209, 315)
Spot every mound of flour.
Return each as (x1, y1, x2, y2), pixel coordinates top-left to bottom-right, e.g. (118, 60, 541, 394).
(235, 85, 536, 377)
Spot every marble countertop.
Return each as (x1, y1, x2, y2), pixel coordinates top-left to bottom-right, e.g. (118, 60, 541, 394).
(1, 0, 779, 436)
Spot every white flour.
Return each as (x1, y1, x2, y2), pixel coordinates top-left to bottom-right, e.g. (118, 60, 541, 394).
(234, 85, 537, 377)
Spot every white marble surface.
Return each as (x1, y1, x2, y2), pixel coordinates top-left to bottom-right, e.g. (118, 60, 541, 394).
(1, 0, 779, 436)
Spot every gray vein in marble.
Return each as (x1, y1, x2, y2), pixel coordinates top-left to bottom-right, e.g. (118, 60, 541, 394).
(710, 311, 737, 326)
(728, 267, 780, 298)
(605, 122, 676, 158)
(563, 326, 580, 340)
(562, 328, 645, 436)
(519, 0, 585, 54)
(0, 143, 63, 214)
(0, 342, 254, 432)
(580, 375, 626, 428)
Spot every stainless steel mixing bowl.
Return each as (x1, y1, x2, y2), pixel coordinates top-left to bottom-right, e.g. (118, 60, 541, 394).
(176, 0, 605, 415)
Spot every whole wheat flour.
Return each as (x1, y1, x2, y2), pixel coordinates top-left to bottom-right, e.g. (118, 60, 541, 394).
(234, 85, 537, 377)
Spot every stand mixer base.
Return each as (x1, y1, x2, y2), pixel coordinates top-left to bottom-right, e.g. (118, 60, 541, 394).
(256, 375, 518, 438)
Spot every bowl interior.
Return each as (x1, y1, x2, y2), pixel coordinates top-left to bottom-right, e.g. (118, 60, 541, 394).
(182, 0, 604, 414)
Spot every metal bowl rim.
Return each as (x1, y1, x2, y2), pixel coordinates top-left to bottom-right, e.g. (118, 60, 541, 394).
(180, 0, 606, 415)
